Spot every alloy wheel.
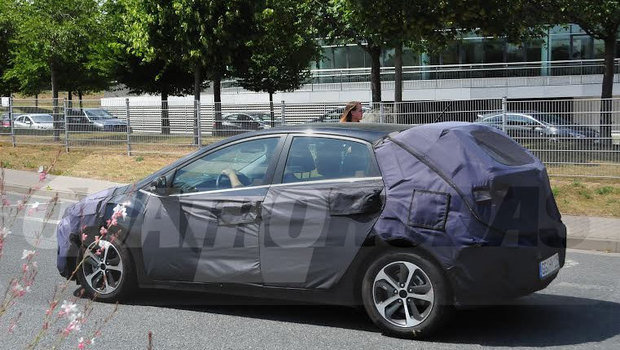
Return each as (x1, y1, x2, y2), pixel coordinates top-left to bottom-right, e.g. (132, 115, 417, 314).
(372, 261, 435, 327)
(82, 240, 124, 295)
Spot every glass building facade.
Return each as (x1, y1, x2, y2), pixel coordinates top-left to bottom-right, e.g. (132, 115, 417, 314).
(315, 25, 620, 70)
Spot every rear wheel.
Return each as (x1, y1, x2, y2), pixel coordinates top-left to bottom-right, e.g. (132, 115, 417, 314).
(77, 237, 136, 301)
(361, 251, 452, 338)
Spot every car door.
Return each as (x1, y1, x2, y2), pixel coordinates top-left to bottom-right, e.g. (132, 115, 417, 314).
(140, 135, 285, 284)
(13, 116, 26, 128)
(235, 114, 256, 131)
(260, 135, 384, 289)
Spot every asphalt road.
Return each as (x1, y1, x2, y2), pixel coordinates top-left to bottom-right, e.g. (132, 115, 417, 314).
(1, 193, 619, 349)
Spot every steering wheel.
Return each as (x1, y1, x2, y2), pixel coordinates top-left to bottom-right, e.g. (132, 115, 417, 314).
(216, 170, 251, 189)
(215, 172, 230, 189)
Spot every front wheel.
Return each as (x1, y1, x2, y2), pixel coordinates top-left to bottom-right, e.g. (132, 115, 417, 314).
(361, 251, 452, 338)
(77, 237, 136, 301)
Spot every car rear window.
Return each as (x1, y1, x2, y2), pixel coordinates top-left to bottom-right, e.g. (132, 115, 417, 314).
(472, 130, 534, 166)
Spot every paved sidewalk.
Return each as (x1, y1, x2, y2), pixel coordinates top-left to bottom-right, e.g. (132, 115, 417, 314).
(2, 168, 619, 253)
(2, 168, 125, 200)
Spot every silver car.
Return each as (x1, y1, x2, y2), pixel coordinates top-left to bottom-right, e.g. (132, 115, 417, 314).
(13, 114, 55, 130)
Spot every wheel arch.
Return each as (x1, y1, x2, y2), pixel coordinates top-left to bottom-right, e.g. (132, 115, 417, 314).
(351, 236, 455, 305)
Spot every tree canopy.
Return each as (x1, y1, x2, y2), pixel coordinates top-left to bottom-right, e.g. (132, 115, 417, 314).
(237, 0, 321, 97)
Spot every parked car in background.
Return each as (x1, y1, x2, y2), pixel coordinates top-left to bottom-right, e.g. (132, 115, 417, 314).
(67, 108, 128, 132)
(312, 106, 371, 123)
(219, 113, 273, 135)
(56, 122, 565, 338)
(1, 113, 12, 128)
(475, 111, 600, 143)
(612, 130, 620, 147)
(13, 113, 55, 130)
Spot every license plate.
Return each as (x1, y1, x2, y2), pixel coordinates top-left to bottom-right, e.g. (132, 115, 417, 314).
(539, 253, 560, 279)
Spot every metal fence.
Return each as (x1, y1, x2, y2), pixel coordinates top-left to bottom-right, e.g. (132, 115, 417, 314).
(1, 97, 619, 178)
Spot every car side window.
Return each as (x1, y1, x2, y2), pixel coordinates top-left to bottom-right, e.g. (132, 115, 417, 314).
(282, 137, 377, 184)
(171, 137, 280, 193)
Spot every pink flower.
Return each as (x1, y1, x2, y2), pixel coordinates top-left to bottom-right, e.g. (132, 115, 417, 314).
(95, 249, 102, 256)
(60, 300, 78, 316)
(81, 233, 87, 242)
(78, 337, 86, 349)
(39, 172, 47, 182)
(11, 283, 26, 297)
(21, 249, 36, 260)
(112, 203, 127, 220)
(99, 227, 108, 236)
(94, 236, 100, 244)
(2, 198, 10, 206)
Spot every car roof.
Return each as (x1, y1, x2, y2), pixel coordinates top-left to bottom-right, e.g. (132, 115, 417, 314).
(20, 113, 53, 117)
(235, 122, 414, 142)
(479, 110, 541, 118)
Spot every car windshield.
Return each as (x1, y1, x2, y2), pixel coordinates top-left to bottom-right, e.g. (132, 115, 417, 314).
(85, 109, 114, 120)
(533, 114, 574, 126)
(30, 115, 53, 123)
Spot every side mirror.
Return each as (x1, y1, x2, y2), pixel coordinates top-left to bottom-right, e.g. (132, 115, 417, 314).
(149, 176, 168, 195)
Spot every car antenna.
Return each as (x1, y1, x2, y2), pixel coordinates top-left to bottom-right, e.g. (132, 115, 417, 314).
(433, 101, 454, 123)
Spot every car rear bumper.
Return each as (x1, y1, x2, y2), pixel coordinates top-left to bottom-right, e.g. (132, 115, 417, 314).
(447, 225, 567, 304)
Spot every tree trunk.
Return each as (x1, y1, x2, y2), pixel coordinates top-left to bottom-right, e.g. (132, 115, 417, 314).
(78, 90, 83, 111)
(35, 94, 38, 107)
(161, 91, 170, 135)
(51, 63, 60, 141)
(600, 35, 616, 145)
(193, 66, 201, 145)
(394, 43, 403, 103)
(368, 45, 382, 105)
(68, 91, 73, 110)
(394, 43, 403, 122)
(269, 92, 275, 127)
(213, 77, 222, 136)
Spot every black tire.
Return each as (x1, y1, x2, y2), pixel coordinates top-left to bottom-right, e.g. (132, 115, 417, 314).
(361, 250, 452, 339)
(77, 237, 137, 302)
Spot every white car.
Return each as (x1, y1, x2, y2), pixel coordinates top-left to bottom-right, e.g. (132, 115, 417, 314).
(14, 114, 54, 130)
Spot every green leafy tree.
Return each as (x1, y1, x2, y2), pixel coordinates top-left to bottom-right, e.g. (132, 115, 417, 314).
(107, 0, 195, 134)
(236, 0, 321, 123)
(326, 0, 451, 104)
(121, 0, 259, 137)
(326, 0, 389, 103)
(544, 0, 619, 142)
(7, 0, 103, 138)
(0, 0, 19, 96)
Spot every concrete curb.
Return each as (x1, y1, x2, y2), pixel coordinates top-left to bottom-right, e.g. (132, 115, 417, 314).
(4, 183, 90, 201)
(567, 238, 620, 254)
